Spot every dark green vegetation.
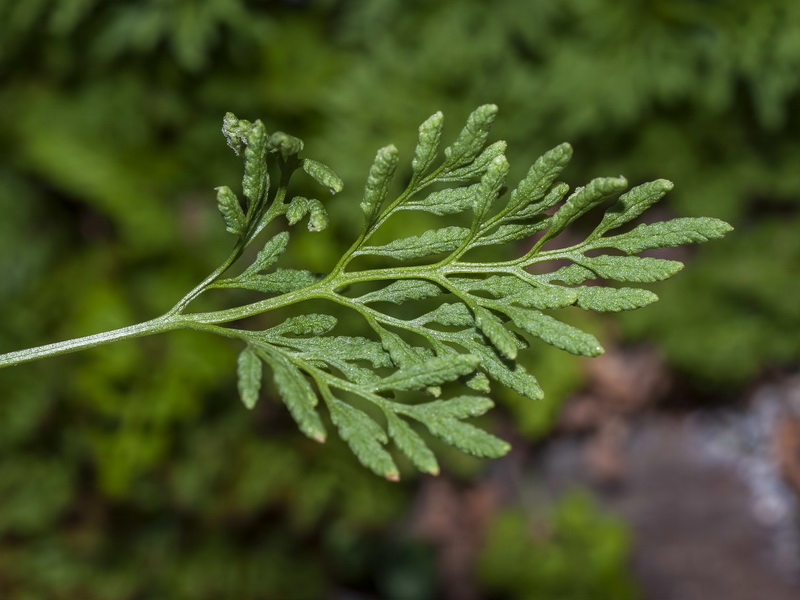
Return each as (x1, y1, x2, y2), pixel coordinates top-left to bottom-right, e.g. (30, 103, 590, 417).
(0, 1, 795, 598)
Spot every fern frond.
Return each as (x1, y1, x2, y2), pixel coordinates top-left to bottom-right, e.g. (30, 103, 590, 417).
(215, 105, 731, 478)
(0, 105, 732, 480)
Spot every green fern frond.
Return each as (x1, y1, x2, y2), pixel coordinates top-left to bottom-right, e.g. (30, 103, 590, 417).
(0, 105, 732, 479)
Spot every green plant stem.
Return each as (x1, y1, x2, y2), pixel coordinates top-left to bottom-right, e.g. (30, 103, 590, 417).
(0, 248, 322, 369)
(166, 246, 244, 317)
(0, 249, 528, 370)
(0, 249, 246, 368)
(0, 316, 182, 368)
(0, 180, 298, 369)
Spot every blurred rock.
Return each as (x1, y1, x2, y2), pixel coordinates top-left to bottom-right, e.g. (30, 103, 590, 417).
(537, 371, 800, 600)
(411, 478, 501, 600)
(559, 345, 670, 484)
(775, 415, 800, 497)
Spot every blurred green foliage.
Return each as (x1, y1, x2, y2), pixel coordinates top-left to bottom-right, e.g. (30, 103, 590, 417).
(1, 0, 797, 597)
(479, 492, 637, 600)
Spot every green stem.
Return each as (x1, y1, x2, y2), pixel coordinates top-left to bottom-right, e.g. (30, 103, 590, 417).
(180, 285, 324, 325)
(0, 263, 322, 369)
(0, 316, 183, 369)
(166, 244, 244, 316)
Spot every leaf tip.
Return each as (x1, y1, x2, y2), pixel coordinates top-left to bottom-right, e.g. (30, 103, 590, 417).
(313, 433, 327, 443)
(385, 471, 401, 482)
(426, 110, 444, 124)
(381, 144, 399, 157)
(464, 354, 481, 371)
(303, 159, 344, 194)
(718, 220, 734, 234)
(491, 154, 509, 171)
(426, 386, 443, 398)
(611, 175, 628, 191)
(555, 142, 573, 159)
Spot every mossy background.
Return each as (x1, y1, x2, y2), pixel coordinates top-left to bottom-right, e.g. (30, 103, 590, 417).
(1, 1, 799, 598)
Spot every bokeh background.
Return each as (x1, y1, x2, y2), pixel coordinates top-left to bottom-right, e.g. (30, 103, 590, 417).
(2, 1, 800, 598)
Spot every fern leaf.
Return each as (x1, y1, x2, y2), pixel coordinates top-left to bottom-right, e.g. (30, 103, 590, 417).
(4, 105, 731, 480)
(573, 255, 684, 283)
(306, 199, 328, 232)
(442, 141, 508, 182)
(278, 336, 393, 368)
(386, 414, 439, 475)
(399, 185, 478, 216)
(286, 196, 310, 225)
(410, 395, 495, 419)
(357, 280, 442, 304)
(594, 218, 733, 254)
(443, 104, 498, 168)
(361, 145, 399, 223)
(511, 182, 570, 220)
(218, 268, 320, 294)
(474, 306, 519, 360)
(242, 120, 269, 204)
(330, 400, 399, 480)
(271, 131, 304, 160)
(259, 349, 327, 443)
(574, 287, 659, 312)
(506, 142, 573, 215)
(356, 227, 470, 259)
(465, 340, 544, 400)
(473, 155, 509, 221)
(376, 327, 431, 368)
(371, 355, 479, 393)
(236, 345, 262, 409)
(302, 158, 343, 194)
(412, 111, 444, 176)
(471, 223, 547, 247)
(216, 186, 246, 236)
(593, 179, 674, 236)
(500, 306, 604, 357)
(267, 314, 337, 337)
(423, 418, 510, 458)
(417, 302, 474, 327)
(506, 286, 579, 310)
(239, 232, 289, 277)
(539, 176, 628, 245)
(205, 107, 731, 476)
